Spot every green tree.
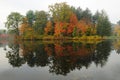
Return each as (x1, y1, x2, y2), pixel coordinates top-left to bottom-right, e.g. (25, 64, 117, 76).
(71, 6, 83, 21)
(97, 11, 112, 37)
(49, 2, 72, 22)
(26, 10, 35, 26)
(5, 12, 23, 35)
(92, 11, 100, 24)
(81, 8, 92, 23)
(34, 11, 48, 35)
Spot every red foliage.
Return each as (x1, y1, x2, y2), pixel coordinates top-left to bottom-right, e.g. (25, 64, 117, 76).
(54, 22, 68, 36)
(76, 19, 90, 35)
(67, 13, 78, 35)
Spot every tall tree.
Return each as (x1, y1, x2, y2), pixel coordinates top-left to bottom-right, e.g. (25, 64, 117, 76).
(26, 10, 35, 26)
(49, 2, 72, 22)
(113, 25, 120, 36)
(81, 8, 92, 23)
(19, 18, 37, 39)
(97, 11, 112, 37)
(34, 11, 48, 35)
(5, 12, 23, 35)
(68, 13, 78, 36)
(71, 6, 83, 21)
(44, 21, 53, 35)
(92, 11, 100, 24)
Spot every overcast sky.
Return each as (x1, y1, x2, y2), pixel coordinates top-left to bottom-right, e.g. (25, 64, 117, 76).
(0, 0, 120, 29)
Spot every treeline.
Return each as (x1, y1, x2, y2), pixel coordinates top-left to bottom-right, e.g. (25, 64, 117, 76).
(5, 2, 112, 40)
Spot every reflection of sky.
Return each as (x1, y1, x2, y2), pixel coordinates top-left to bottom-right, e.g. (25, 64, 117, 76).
(0, 48, 120, 80)
(0, 48, 11, 72)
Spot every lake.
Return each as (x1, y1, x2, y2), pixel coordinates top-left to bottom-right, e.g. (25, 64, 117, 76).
(0, 40, 120, 80)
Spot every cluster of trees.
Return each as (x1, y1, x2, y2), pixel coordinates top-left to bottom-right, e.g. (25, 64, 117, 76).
(5, 2, 112, 39)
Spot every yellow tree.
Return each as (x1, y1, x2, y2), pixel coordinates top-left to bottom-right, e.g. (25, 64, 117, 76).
(44, 21, 53, 35)
(114, 25, 120, 36)
(49, 2, 72, 22)
(19, 18, 37, 39)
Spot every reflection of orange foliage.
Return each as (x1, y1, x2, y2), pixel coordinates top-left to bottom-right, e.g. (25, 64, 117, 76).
(76, 46, 92, 56)
(44, 45, 53, 56)
(54, 44, 65, 56)
(54, 43, 95, 58)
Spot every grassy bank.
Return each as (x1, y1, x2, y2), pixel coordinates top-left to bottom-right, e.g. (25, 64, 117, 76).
(18, 35, 104, 41)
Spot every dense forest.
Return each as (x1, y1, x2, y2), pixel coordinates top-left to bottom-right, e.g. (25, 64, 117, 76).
(5, 2, 112, 40)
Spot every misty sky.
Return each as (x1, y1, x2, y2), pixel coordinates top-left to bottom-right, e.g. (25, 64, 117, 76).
(0, 0, 120, 29)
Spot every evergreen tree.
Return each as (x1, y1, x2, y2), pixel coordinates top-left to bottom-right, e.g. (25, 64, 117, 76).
(97, 11, 112, 37)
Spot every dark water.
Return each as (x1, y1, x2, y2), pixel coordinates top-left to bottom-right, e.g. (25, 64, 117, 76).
(0, 40, 120, 80)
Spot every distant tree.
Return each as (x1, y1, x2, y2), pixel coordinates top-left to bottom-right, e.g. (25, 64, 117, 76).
(49, 2, 72, 22)
(54, 22, 62, 37)
(77, 19, 89, 36)
(26, 10, 35, 26)
(114, 25, 120, 36)
(92, 11, 100, 24)
(68, 13, 78, 36)
(96, 11, 112, 37)
(75, 7, 83, 20)
(71, 6, 83, 20)
(81, 8, 92, 23)
(44, 21, 53, 35)
(54, 22, 66, 37)
(34, 11, 48, 35)
(19, 18, 37, 39)
(5, 12, 23, 35)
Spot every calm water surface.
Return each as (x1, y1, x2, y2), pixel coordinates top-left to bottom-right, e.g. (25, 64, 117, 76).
(0, 40, 120, 80)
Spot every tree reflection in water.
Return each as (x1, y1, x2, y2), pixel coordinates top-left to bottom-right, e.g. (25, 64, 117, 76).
(6, 40, 111, 75)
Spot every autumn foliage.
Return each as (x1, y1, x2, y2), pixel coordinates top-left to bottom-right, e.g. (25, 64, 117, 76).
(44, 21, 53, 35)
(11, 2, 110, 40)
(19, 18, 38, 39)
(67, 13, 78, 35)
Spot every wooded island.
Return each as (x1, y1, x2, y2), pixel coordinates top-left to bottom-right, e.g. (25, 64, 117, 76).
(5, 2, 112, 40)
